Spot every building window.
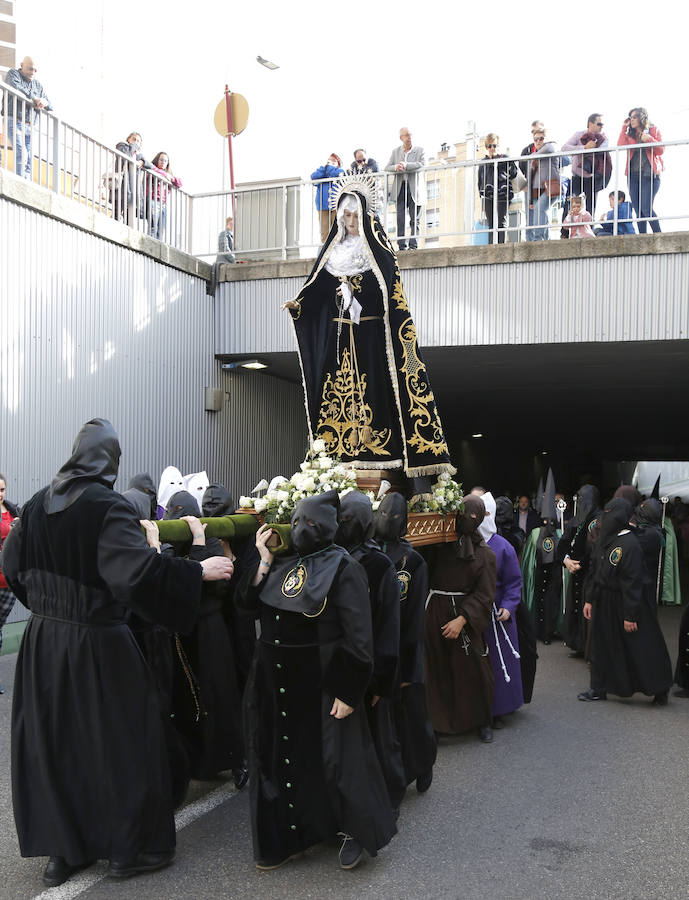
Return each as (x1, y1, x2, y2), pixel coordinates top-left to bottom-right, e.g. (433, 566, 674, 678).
(426, 210, 440, 231)
(427, 180, 440, 201)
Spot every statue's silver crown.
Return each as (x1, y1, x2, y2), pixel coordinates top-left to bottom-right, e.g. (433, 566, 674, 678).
(328, 173, 378, 212)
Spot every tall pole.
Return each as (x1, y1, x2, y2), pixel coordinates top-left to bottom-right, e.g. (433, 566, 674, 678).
(557, 498, 567, 617)
(655, 496, 669, 605)
(224, 84, 236, 218)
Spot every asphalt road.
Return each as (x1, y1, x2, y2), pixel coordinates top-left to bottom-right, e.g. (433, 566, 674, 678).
(1, 607, 688, 900)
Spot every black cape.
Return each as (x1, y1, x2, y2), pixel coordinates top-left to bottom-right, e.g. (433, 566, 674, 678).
(589, 530, 672, 697)
(238, 550, 397, 864)
(3, 484, 201, 865)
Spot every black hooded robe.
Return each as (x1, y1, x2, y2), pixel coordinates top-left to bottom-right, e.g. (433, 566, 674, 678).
(164, 491, 245, 779)
(239, 492, 396, 865)
(588, 504, 672, 698)
(383, 539, 437, 784)
(2, 484, 201, 866)
(338, 491, 406, 810)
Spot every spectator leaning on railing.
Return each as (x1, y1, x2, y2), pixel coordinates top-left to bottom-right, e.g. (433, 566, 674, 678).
(526, 129, 562, 242)
(112, 132, 152, 225)
(519, 120, 544, 178)
(561, 114, 612, 217)
(618, 107, 664, 234)
(385, 127, 426, 252)
(146, 151, 182, 241)
(348, 148, 378, 175)
(2, 56, 53, 179)
(311, 153, 344, 243)
(477, 133, 517, 245)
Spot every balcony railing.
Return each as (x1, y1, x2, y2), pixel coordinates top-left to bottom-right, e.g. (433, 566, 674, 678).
(1, 76, 685, 262)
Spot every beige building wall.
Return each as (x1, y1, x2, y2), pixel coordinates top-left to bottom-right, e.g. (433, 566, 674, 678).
(0, 0, 16, 76)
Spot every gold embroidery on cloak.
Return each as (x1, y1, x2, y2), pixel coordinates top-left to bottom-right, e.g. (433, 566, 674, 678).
(397, 317, 450, 457)
(317, 349, 392, 458)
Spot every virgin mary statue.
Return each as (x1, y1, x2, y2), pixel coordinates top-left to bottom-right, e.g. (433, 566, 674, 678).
(283, 175, 454, 478)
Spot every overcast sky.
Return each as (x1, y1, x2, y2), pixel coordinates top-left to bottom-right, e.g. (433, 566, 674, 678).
(15, 0, 689, 197)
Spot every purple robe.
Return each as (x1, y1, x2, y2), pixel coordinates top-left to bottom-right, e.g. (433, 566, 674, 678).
(485, 533, 524, 716)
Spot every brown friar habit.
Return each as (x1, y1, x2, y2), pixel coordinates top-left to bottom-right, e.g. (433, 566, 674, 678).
(424, 496, 497, 734)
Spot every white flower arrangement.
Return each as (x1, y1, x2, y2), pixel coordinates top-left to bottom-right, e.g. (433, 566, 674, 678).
(238, 445, 359, 524)
(408, 477, 464, 515)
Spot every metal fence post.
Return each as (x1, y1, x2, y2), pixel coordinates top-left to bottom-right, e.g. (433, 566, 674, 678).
(51, 115, 60, 193)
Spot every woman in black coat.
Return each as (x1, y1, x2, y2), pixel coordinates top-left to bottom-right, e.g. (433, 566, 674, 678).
(477, 133, 518, 244)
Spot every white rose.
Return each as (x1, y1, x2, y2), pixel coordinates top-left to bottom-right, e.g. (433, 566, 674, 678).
(313, 438, 326, 454)
(275, 490, 290, 503)
(321, 483, 332, 493)
(238, 496, 253, 508)
(302, 477, 316, 492)
(265, 489, 278, 501)
(319, 457, 333, 469)
(254, 498, 269, 514)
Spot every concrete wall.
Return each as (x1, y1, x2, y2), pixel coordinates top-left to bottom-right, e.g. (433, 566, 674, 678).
(214, 234, 689, 354)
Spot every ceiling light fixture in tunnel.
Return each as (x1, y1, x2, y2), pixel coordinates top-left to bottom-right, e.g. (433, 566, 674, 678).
(221, 359, 268, 371)
(472, 433, 483, 438)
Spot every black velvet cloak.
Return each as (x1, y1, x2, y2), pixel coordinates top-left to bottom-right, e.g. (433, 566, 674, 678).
(376, 494, 437, 785)
(289, 187, 454, 477)
(239, 492, 396, 865)
(3, 482, 202, 866)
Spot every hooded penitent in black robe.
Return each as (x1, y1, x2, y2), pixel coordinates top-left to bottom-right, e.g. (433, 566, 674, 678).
(202, 483, 258, 692)
(587, 499, 672, 698)
(558, 484, 601, 655)
(288, 181, 454, 478)
(522, 469, 563, 643)
(127, 472, 159, 519)
(337, 491, 406, 811)
(1, 419, 202, 866)
(424, 496, 497, 734)
(122, 487, 191, 809)
(374, 492, 437, 786)
(633, 498, 665, 605)
(239, 491, 396, 867)
(164, 490, 245, 779)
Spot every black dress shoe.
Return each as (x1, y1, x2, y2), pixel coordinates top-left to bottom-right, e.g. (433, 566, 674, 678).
(107, 851, 174, 879)
(652, 691, 669, 706)
(43, 856, 95, 887)
(338, 834, 363, 870)
(416, 769, 433, 793)
(478, 726, 493, 743)
(233, 768, 248, 790)
(492, 716, 506, 730)
(577, 689, 607, 701)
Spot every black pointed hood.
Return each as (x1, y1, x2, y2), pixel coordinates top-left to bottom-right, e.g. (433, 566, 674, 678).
(44, 418, 121, 514)
(635, 498, 663, 529)
(291, 490, 340, 556)
(373, 491, 408, 544)
(336, 490, 374, 551)
(613, 484, 641, 507)
(651, 475, 661, 501)
(598, 497, 632, 554)
(539, 469, 557, 524)
(202, 483, 234, 518)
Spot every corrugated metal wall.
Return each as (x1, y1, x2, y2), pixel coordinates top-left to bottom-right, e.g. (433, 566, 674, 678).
(215, 253, 689, 354)
(0, 196, 306, 531)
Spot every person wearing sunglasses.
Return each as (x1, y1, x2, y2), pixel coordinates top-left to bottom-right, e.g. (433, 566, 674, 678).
(477, 133, 518, 244)
(561, 114, 611, 217)
(618, 107, 664, 234)
(527, 129, 562, 241)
